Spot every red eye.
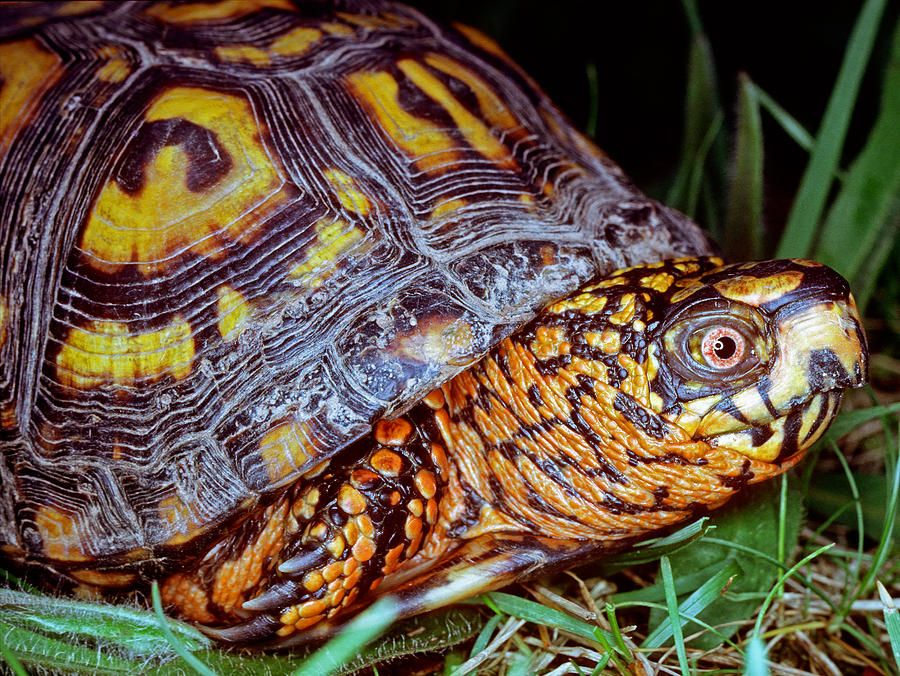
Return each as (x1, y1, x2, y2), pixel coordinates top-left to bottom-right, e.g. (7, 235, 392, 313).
(701, 326, 745, 369)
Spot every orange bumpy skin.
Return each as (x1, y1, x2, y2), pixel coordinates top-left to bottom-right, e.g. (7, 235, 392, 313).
(160, 257, 867, 645)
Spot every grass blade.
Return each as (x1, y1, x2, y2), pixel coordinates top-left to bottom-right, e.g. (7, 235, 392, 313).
(290, 597, 398, 676)
(150, 583, 218, 676)
(743, 635, 770, 676)
(814, 15, 900, 311)
(877, 580, 900, 669)
(723, 73, 764, 259)
(476, 592, 618, 652)
(775, 0, 889, 257)
(752, 83, 815, 153)
(642, 560, 741, 648)
(667, 26, 723, 224)
(660, 556, 691, 675)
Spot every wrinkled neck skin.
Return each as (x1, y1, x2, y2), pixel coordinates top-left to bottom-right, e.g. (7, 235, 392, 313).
(415, 257, 867, 562)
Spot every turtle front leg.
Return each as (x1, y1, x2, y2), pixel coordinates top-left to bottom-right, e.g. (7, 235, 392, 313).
(161, 415, 447, 644)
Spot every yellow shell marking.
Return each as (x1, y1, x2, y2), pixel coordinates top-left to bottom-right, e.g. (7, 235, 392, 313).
(397, 58, 516, 170)
(322, 168, 371, 216)
(335, 12, 415, 31)
(0, 294, 7, 349)
(391, 317, 475, 367)
(158, 495, 206, 546)
(430, 197, 467, 220)
(215, 45, 271, 66)
(95, 46, 131, 83)
(713, 270, 805, 306)
(145, 0, 293, 23)
(57, 1, 104, 16)
(450, 22, 541, 91)
(320, 22, 355, 36)
(214, 27, 322, 65)
(0, 38, 63, 153)
(34, 505, 89, 562)
(271, 27, 322, 56)
(345, 70, 462, 173)
(217, 285, 251, 342)
(423, 53, 522, 138)
(289, 218, 365, 288)
(259, 421, 317, 483)
(56, 317, 194, 389)
(80, 87, 287, 275)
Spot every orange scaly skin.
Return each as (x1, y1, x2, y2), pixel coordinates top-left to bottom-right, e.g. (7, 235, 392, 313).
(161, 257, 867, 644)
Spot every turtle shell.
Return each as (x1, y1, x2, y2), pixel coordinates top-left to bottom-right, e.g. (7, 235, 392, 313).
(0, 0, 711, 572)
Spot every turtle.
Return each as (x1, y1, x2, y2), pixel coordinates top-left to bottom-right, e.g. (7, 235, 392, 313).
(0, 0, 868, 647)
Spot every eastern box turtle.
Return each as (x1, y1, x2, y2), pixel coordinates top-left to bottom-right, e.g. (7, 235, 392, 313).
(0, 0, 868, 646)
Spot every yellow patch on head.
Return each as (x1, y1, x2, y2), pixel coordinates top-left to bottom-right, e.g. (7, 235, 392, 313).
(259, 421, 318, 483)
(669, 284, 702, 303)
(640, 272, 674, 293)
(608, 294, 636, 325)
(583, 276, 627, 292)
(617, 354, 649, 402)
(532, 325, 569, 360)
(346, 70, 462, 173)
(714, 271, 804, 306)
(289, 218, 365, 288)
(145, 0, 293, 23)
(322, 168, 371, 215)
(710, 419, 786, 462)
(56, 317, 194, 389)
(34, 505, 89, 562)
(216, 284, 251, 342)
(80, 87, 289, 275)
(548, 292, 607, 315)
(0, 38, 64, 154)
(396, 58, 516, 171)
(271, 26, 322, 56)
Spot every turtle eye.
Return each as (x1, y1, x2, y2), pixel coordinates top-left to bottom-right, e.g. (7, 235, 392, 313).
(662, 301, 767, 385)
(699, 326, 745, 369)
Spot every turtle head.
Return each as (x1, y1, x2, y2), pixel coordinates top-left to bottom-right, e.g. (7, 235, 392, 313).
(644, 257, 867, 467)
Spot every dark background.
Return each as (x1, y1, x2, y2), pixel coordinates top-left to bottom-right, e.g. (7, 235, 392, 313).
(409, 0, 898, 234)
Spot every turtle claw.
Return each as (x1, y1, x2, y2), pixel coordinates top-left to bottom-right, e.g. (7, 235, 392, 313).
(241, 579, 301, 612)
(277, 548, 329, 574)
(202, 613, 284, 643)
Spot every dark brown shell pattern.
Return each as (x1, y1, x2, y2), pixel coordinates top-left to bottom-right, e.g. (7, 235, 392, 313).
(0, 0, 712, 572)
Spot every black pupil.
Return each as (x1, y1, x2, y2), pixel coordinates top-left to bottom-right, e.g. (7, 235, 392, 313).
(714, 336, 737, 360)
